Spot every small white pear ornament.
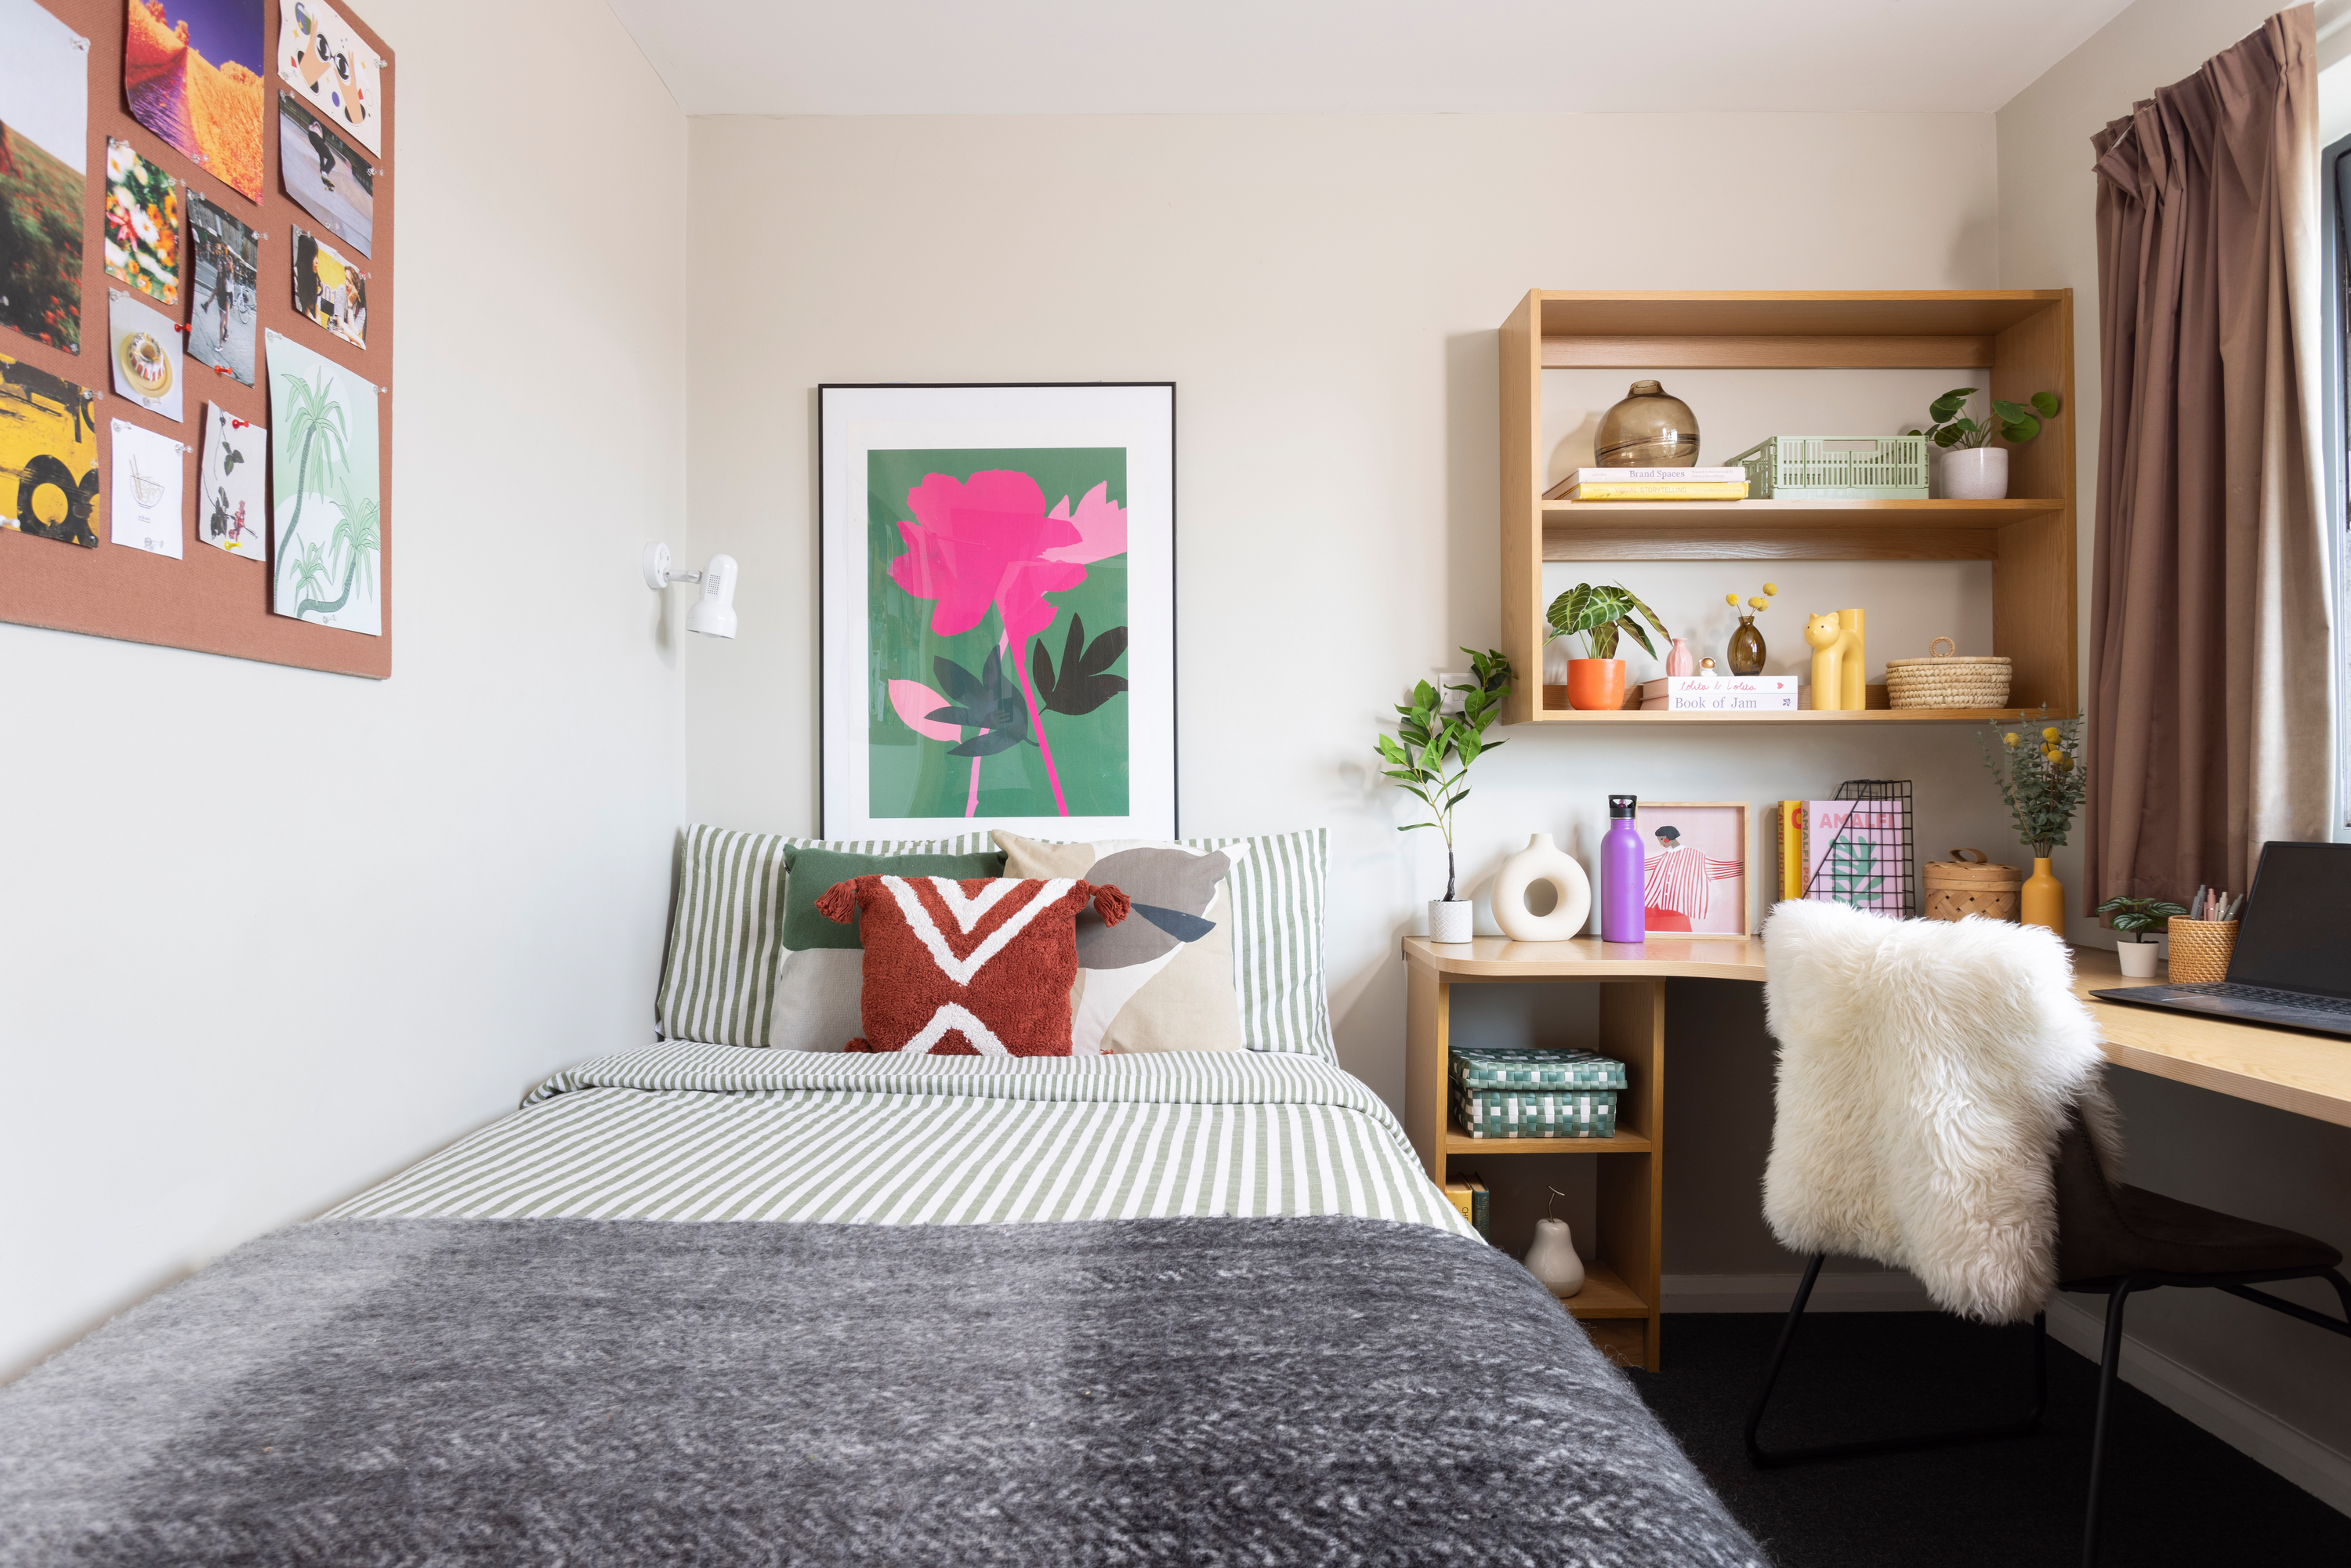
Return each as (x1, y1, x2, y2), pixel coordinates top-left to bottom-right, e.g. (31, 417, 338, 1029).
(1523, 1187, 1585, 1298)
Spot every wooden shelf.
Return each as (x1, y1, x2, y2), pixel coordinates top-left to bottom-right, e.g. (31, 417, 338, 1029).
(1446, 1121, 1652, 1154)
(1556, 1258, 1648, 1320)
(1498, 288, 2078, 725)
(1527, 702, 2033, 726)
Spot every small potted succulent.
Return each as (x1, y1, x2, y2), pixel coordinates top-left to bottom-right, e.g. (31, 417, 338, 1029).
(1546, 581, 1668, 711)
(2093, 894, 2190, 978)
(1375, 650, 1511, 943)
(1910, 386, 2063, 501)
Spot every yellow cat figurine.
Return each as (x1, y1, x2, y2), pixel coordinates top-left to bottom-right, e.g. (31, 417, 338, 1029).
(1805, 609, 1867, 710)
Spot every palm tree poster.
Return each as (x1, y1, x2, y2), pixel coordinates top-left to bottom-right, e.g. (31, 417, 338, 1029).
(818, 384, 1177, 840)
(266, 331, 378, 635)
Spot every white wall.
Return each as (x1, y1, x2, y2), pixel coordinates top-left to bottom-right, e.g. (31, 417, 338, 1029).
(0, 0, 691, 1378)
(683, 110, 2012, 1274)
(1999, 0, 2351, 1483)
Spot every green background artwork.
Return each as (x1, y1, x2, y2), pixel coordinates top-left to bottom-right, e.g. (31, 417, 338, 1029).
(868, 447, 1128, 819)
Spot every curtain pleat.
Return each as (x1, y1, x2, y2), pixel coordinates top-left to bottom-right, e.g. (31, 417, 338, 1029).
(2087, 4, 2331, 908)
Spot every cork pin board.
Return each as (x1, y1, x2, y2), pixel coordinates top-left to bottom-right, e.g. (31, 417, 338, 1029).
(0, 0, 394, 679)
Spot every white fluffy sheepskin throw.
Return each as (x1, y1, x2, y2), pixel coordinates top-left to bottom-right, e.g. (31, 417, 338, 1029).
(1761, 900, 2121, 1324)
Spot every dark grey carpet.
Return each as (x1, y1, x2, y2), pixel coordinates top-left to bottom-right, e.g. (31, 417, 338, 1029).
(0, 1217, 1762, 1566)
(1628, 1312, 2351, 1567)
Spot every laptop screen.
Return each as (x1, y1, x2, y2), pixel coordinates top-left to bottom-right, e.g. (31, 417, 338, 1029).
(2227, 842, 2351, 998)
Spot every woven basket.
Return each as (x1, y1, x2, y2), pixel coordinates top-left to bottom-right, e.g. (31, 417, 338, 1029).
(2167, 918, 2238, 985)
(1922, 848, 2020, 922)
(1886, 636, 2013, 710)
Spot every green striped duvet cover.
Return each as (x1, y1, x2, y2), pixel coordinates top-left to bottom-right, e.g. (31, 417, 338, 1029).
(331, 1044, 1473, 1237)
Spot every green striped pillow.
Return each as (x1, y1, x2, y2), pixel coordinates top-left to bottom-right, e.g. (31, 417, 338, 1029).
(654, 827, 992, 1048)
(1181, 829, 1335, 1059)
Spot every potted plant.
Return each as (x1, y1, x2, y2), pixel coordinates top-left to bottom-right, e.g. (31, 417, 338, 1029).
(2093, 894, 2190, 978)
(1910, 386, 2063, 501)
(1978, 713, 2088, 934)
(1546, 581, 1668, 711)
(1375, 649, 1511, 943)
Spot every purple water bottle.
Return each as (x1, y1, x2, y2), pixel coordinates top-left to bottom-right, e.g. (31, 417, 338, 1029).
(1601, 795, 1646, 944)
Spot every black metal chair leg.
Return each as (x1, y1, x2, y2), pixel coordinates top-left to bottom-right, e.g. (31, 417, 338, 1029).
(1746, 1252, 2046, 1468)
(2081, 1279, 2138, 1568)
(2221, 1267, 2351, 1338)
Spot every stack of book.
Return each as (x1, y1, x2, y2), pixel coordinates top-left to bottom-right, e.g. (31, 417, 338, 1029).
(1441, 1174, 1490, 1238)
(1543, 466, 1749, 502)
(1449, 1046, 1627, 1140)
(1638, 674, 1798, 712)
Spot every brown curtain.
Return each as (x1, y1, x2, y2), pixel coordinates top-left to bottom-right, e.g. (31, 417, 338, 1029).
(2088, 5, 2332, 910)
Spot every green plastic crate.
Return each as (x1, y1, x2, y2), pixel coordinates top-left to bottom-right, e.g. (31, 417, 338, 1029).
(1449, 1046, 1628, 1092)
(1729, 435, 1929, 500)
(1450, 1086, 1619, 1140)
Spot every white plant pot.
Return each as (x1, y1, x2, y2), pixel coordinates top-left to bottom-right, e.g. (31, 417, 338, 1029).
(1492, 833, 1592, 942)
(1428, 898, 1473, 944)
(2117, 939, 2161, 978)
(1941, 446, 2010, 501)
(1523, 1217, 1585, 1297)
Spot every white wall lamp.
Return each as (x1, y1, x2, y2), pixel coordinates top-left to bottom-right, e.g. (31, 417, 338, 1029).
(643, 543, 739, 639)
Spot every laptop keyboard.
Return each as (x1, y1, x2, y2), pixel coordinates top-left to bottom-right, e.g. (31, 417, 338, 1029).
(2171, 983, 2351, 1016)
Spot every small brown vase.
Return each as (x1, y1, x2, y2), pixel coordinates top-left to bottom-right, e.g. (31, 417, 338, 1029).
(1596, 380, 1699, 467)
(1566, 658, 1626, 711)
(1727, 614, 1766, 676)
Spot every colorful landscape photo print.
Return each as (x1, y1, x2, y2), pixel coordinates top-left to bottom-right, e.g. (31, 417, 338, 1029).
(0, 0, 89, 352)
(1633, 800, 1750, 938)
(277, 0, 379, 158)
(277, 89, 371, 255)
(0, 352, 102, 549)
(103, 138, 181, 306)
(819, 384, 1176, 840)
(291, 226, 366, 349)
(125, 0, 267, 203)
(188, 193, 259, 384)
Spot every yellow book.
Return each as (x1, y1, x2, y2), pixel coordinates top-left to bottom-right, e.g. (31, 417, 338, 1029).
(1561, 482, 1750, 502)
(1441, 1180, 1476, 1226)
(1777, 801, 1806, 900)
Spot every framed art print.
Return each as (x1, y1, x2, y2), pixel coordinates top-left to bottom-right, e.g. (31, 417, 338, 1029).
(819, 383, 1176, 839)
(1632, 801, 1750, 939)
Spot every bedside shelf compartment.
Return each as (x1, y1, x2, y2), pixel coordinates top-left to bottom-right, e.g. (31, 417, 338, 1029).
(1556, 1258, 1648, 1320)
(1445, 1123, 1652, 1153)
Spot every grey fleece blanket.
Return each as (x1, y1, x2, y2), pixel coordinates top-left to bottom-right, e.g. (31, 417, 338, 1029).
(0, 1215, 1760, 1567)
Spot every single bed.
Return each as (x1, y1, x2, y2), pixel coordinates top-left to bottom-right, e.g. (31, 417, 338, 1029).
(0, 838, 1762, 1567)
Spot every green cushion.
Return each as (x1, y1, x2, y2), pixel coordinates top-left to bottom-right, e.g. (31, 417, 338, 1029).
(781, 844, 1006, 951)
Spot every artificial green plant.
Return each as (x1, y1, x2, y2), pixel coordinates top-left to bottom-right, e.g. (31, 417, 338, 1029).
(2092, 894, 2190, 945)
(1911, 386, 2063, 451)
(1375, 649, 1512, 904)
(1545, 581, 1668, 661)
(1979, 712, 2088, 857)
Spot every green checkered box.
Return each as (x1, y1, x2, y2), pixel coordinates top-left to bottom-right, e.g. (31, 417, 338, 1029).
(1448, 1047, 1628, 1092)
(1450, 1085, 1620, 1139)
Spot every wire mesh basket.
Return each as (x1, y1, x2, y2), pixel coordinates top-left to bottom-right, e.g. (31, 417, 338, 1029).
(1801, 779, 1917, 918)
(1729, 435, 1930, 499)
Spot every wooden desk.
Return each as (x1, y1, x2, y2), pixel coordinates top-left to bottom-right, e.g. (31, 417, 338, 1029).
(1402, 936, 1766, 1370)
(2070, 949, 2351, 1129)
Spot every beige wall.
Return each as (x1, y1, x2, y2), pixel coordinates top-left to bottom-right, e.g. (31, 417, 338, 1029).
(1999, 0, 2351, 1482)
(0, 0, 692, 1378)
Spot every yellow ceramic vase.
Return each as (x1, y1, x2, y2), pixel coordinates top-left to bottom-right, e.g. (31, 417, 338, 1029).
(2019, 856, 2064, 934)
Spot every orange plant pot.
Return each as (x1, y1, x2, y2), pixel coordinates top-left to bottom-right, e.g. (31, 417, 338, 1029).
(1566, 658, 1626, 712)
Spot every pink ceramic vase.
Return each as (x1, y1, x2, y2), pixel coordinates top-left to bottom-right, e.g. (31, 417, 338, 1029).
(1666, 636, 1695, 676)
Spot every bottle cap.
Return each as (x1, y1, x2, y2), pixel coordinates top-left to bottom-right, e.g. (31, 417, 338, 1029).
(1609, 795, 1637, 817)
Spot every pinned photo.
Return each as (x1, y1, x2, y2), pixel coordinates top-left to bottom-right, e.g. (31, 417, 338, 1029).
(292, 226, 367, 349)
(188, 193, 259, 386)
(110, 290, 185, 422)
(270, 332, 379, 635)
(103, 138, 182, 306)
(0, 0, 89, 352)
(197, 400, 264, 557)
(110, 417, 184, 558)
(0, 351, 101, 548)
(125, 0, 267, 203)
(277, 0, 379, 158)
(278, 89, 371, 255)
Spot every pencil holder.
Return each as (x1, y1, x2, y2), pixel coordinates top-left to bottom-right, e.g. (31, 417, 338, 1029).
(2166, 918, 2237, 985)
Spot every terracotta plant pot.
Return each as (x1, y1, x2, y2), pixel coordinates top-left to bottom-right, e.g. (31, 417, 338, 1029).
(2019, 856, 2064, 933)
(1565, 658, 1626, 711)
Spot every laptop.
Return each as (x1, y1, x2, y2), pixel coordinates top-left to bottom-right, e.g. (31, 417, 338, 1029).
(2090, 842, 2351, 1038)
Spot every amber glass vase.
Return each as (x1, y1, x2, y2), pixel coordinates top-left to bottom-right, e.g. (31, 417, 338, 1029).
(1596, 379, 1700, 466)
(1727, 614, 1766, 676)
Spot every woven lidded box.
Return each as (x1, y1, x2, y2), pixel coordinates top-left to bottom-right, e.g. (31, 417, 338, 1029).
(1922, 849, 2021, 922)
(1451, 1085, 1619, 1140)
(1449, 1046, 1628, 1092)
(1885, 636, 2012, 710)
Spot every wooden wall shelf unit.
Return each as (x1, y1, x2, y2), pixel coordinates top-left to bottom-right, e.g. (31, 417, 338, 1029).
(1499, 290, 2077, 726)
(1403, 934, 1769, 1371)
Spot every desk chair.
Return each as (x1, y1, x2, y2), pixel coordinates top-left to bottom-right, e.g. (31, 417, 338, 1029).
(1744, 914, 2351, 1567)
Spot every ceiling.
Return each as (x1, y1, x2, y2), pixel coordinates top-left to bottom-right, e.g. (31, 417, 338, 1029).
(603, 0, 2139, 118)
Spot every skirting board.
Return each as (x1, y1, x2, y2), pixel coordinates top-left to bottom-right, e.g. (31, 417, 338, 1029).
(1662, 1273, 2351, 1519)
